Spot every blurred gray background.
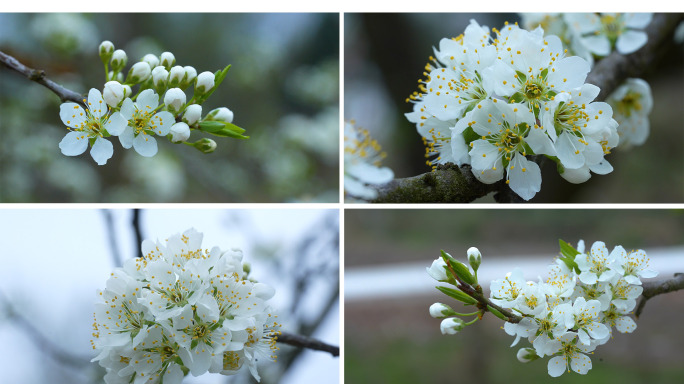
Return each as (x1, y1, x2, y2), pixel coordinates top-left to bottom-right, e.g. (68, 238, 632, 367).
(345, 209, 684, 384)
(344, 13, 684, 203)
(0, 209, 339, 383)
(0, 13, 339, 203)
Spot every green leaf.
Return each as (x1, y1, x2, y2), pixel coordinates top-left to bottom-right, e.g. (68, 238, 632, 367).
(441, 250, 476, 285)
(487, 305, 508, 321)
(559, 239, 581, 273)
(436, 286, 477, 305)
(198, 120, 226, 133)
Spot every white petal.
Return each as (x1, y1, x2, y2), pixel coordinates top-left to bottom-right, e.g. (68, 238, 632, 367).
(347, 162, 393, 185)
(507, 154, 541, 201)
(105, 112, 127, 136)
(624, 13, 653, 29)
(549, 56, 590, 91)
(344, 175, 377, 200)
(90, 137, 114, 165)
(570, 353, 592, 374)
(87, 89, 106, 118)
(616, 30, 648, 54)
(59, 103, 86, 128)
(133, 134, 158, 157)
(560, 165, 591, 184)
(136, 89, 159, 110)
(548, 356, 567, 377)
(469, 140, 500, 172)
(579, 271, 598, 285)
(151, 111, 175, 136)
(580, 35, 611, 56)
(59, 131, 89, 156)
(119, 126, 135, 149)
(119, 98, 135, 119)
(162, 364, 184, 384)
(615, 316, 637, 333)
(588, 160, 613, 175)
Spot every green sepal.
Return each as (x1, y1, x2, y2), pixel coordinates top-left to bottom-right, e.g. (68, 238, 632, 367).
(462, 126, 480, 146)
(487, 305, 508, 321)
(435, 286, 477, 305)
(190, 339, 199, 351)
(441, 250, 476, 285)
(559, 239, 581, 273)
(198, 121, 226, 133)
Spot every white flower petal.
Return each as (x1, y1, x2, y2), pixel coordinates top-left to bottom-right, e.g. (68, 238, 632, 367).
(548, 356, 567, 377)
(152, 111, 175, 136)
(624, 13, 653, 29)
(570, 353, 592, 374)
(507, 154, 541, 201)
(59, 103, 86, 128)
(90, 137, 114, 165)
(119, 126, 135, 149)
(136, 89, 159, 110)
(59, 131, 89, 156)
(87, 88, 106, 119)
(105, 112, 127, 136)
(616, 30, 648, 54)
(133, 134, 158, 157)
(615, 316, 637, 333)
(580, 35, 611, 56)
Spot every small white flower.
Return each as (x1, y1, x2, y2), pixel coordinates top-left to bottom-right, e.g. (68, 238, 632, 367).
(126, 62, 151, 83)
(183, 104, 202, 126)
(565, 13, 653, 55)
(490, 267, 527, 308)
(575, 241, 617, 284)
(58, 88, 127, 165)
(601, 303, 637, 333)
(169, 122, 191, 143)
(118, 89, 175, 157)
(344, 121, 394, 200)
(426, 257, 448, 281)
(607, 78, 653, 148)
(440, 318, 465, 335)
(102, 81, 124, 108)
(164, 88, 186, 114)
(555, 296, 609, 345)
(196, 71, 216, 94)
(546, 332, 596, 376)
(609, 246, 657, 285)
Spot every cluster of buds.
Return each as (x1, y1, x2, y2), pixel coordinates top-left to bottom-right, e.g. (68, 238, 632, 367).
(428, 240, 657, 377)
(57, 40, 248, 165)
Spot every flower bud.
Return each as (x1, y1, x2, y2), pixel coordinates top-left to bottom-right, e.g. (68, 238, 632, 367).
(99, 40, 114, 64)
(195, 71, 215, 94)
(183, 104, 202, 125)
(426, 257, 448, 281)
(110, 49, 127, 72)
(151, 66, 169, 90)
(103, 81, 124, 108)
(440, 318, 465, 335)
(164, 88, 186, 114)
(193, 138, 217, 154)
(168, 65, 185, 88)
(181, 66, 197, 88)
(160, 51, 175, 70)
(108, 71, 124, 83)
(142, 53, 160, 69)
(429, 303, 454, 319)
(169, 122, 191, 143)
(205, 107, 234, 123)
(126, 62, 151, 84)
(517, 348, 540, 363)
(467, 246, 482, 273)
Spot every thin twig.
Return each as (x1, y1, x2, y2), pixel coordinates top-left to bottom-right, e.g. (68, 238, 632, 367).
(635, 273, 684, 318)
(370, 13, 684, 204)
(132, 209, 143, 258)
(274, 331, 339, 357)
(102, 210, 123, 268)
(0, 50, 85, 106)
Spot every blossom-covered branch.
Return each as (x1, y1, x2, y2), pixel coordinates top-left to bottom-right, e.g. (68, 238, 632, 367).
(276, 331, 339, 357)
(635, 272, 684, 318)
(0, 50, 85, 105)
(367, 13, 683, 204)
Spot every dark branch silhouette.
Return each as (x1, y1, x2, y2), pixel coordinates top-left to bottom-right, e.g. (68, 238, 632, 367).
(370, 13, 684, 204)
(635, 273, 684, 318)
(275, 331, 339, 357)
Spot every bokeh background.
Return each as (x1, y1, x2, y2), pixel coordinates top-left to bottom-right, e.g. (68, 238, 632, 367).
(344, 13, 684, 203)
(0, 13, 339, 203)
(0, 209, 339, 384)
(345, 209, 684, 384)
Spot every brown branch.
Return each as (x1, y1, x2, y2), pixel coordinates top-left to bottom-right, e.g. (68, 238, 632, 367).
(0, 50, 85, 106)
(370, 13, 683, 204)
(635, 273, 684, 318)
(274, 331, 339, 357)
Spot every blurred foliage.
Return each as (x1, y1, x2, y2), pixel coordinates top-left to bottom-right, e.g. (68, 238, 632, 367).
(0, 13, 339, 202)
(344, 13, 684, 203)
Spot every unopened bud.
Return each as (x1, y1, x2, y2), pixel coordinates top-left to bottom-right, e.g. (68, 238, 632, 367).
(160, 51, 175, 70)
(103, 81, 124, 108)
(163, 88, 186, 114)
(517, 348, 539, 363)
(195, 71, 215, 94)
(204, 107, 234, 123)
(467, 246, 482, 272)
(152, 66, 169, 90)
(168, 65, 185, 88)
(142, 53, 160, 69)
(99, 40, 114, 64)
(193, 138, 217, 154)
(426, 257, 448, 282)
(126, 62, 151, 84)
(169, 122, 191, 143)
(110, 49, 127, 72)
(181, 66, 197, 88)
(429, 303, 455, 319)
(183, 104, 202, 126)
(440, 318, 465, 335)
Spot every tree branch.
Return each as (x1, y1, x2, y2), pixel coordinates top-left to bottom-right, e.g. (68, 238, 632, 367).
(275, 331, 339, 357)
(370, 13, 684, 204)
(132, 209, 143, 258)
(635, 273, 684, 318)
(0, 50, 85, 106)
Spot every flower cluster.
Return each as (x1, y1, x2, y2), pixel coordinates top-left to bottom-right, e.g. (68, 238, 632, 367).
(344, 121, 394, 201)
(59, 40, 248, 165)
(406, 15, 653, 200)
(427, 240, 657, 377)
(91, 228, 281, 383)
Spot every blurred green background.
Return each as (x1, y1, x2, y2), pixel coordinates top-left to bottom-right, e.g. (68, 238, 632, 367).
(345, 209, 684, 384)
(344, 13, 684, 203)
(0, 13, 339, 203)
